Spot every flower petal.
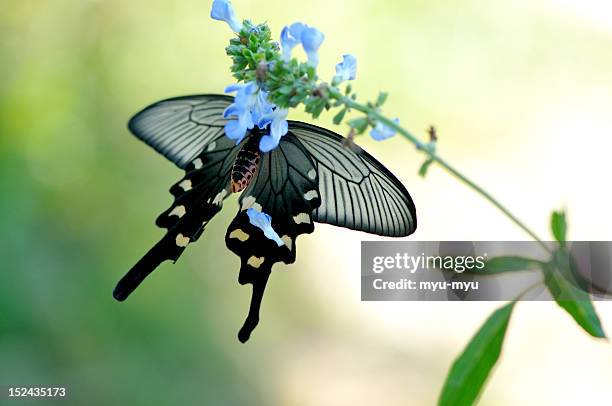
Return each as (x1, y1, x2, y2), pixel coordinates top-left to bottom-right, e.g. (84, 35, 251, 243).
(369, 118, 399, 141)
(259, 134, 279, 152)
(246, 208, 285, 246)
(257, 108, 288, 152)
(335, 54, 357, 82)
(252, 90, 275, 127)
(225, 120, 248, 143)
(270, 110, 289, 138)
(224, 83, 244, 94)
(301, 26, 325, 67)
(210, 0, 243, 32)
(281, 24, 303, 61)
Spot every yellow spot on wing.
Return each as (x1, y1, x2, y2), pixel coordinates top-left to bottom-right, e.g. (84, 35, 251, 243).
(241, 196, 262, 212)
(281, 235, 293, 251)
(229, 229, 250, 242)
(169, 205, 186, 218)
(175, 233, 190, 247)
(241, 196, 256, 210)
(178, 179, 192, 191)
(247, 256, 265, 269)
(293, 213, 311, 225)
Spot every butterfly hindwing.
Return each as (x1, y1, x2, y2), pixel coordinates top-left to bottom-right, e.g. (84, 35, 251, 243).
(113, 134, 242, 301)
(225, 133, 321, 342)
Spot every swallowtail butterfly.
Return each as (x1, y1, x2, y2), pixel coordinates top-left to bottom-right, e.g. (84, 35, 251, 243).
(113, 95, 417, 342)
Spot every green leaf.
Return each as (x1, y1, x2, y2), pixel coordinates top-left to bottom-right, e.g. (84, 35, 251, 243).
(333, 108, 347, 125)
(311, 100, 326, 118)
(542, 261, 606, 338)
(347, 117, 369, 134)
(551, 210, 567, 247)
(479, 256, 541, 274)
(418, 158, 434, 177)
(278, 84, 294, 95)
(375, 91, 388, 107)
(439, 302, 515, 406)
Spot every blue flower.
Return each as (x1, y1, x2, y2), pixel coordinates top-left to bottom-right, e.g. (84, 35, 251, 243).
(246, 208, 285, 246)
(223, 82, 276, 144)
(370, 118, 400, 141)
(301, 26, 324, 67)
(258, 108, 289, 152)
(280, 23, 305, 61)
(251, 89, 274, 125)
(211, 0, 243, 33)
(335, 54, 357, 83)
(223, 82, 257, 143)
(280, 23, 324, 67)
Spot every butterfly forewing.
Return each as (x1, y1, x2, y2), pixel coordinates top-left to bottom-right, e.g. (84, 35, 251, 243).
(128, 95, 234, 168)
(288, 121, 417, 237)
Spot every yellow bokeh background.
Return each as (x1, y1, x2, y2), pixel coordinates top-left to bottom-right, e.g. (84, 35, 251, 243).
(1, 0, 612, 404)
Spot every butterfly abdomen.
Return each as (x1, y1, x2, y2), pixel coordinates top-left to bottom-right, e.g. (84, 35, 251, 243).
(231, 137, 260, 193)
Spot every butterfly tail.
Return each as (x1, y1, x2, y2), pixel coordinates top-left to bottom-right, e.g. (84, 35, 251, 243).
(113, 237, 176, 301)
(237, 265, 272, 343)
(113, 185, 226, 301)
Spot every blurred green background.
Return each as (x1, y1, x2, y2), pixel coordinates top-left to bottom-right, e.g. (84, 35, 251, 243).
(2, 0, 612, 405)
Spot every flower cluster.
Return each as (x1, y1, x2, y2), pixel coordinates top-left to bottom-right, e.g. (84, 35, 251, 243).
(210, 0, 400, 241)
(221, 82, 289, 152)
(211, 0, 398, 152)
(280, 23, 325, 67)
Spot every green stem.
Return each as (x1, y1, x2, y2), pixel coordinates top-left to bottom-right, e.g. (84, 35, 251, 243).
(341, 97, 551, 253)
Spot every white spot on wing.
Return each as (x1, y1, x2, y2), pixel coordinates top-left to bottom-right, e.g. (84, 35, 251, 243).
(293, 213, 311, 224)
(169, 205, 186, 218)
(178, 179, 192, 191)
(304, 190, 318, 200)
(192, 158, 203, 169)
(207, 141, 217, 151)
(308, 169, 317, 180)
(241, 196, 261, 212)
(247, 256, 265, 269)
(175, 233, 190, 247)
(213, 189, 228, 206)
(229, 229, 250, 242)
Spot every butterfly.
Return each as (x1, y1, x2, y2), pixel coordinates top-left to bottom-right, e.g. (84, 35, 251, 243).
(113, 94, 417, 342)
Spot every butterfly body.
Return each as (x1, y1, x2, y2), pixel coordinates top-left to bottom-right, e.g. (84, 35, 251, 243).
(231, 133, 261, 193)
(115, 94, 417, 342)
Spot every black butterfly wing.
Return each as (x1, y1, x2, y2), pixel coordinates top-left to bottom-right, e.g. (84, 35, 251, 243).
(128, 94, 233, 168)
(225, 133, 321, 342)
(288, 121, 417, 237)
(118, 94, 417, 342)
(114, 104, 243, 301)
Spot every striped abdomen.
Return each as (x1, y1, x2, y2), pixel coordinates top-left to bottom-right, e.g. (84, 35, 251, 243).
(231, 137, 260, 193)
